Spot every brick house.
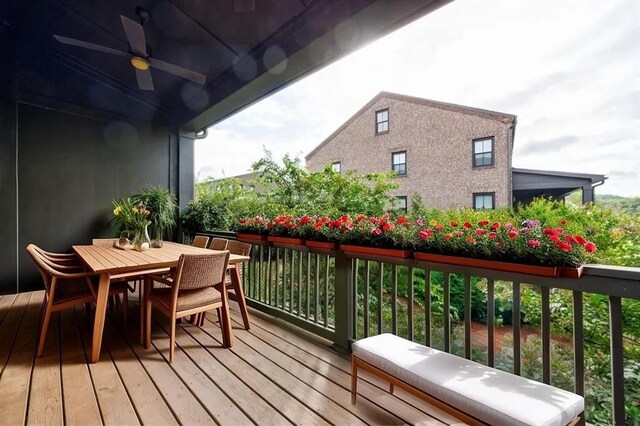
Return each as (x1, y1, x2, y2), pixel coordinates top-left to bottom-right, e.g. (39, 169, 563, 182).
(305, 92, 605, 211)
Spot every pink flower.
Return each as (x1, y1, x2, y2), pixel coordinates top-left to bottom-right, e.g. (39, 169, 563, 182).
(416, 218, 424, 226)
(371, 228, 382, 236)
(435, 224, 444, 231)
(504, 222, 513, 230)
(528, 239, 541, 248)
(584, 242, 597, 253)
(418, 230, 431, 240)
(488, 232, 498, 240)
(475, 228, 486, 236)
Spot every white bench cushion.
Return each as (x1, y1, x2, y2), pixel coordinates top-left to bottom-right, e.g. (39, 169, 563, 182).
(352, 333, 584, 426)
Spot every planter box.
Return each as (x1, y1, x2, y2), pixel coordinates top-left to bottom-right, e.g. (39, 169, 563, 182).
(413, 252, 559, 277)
(340, 244, 411, 259)
(236, 233, 268, 242)
(559, 266, 584, 279)
(306, 240, 338, 250)
(268, 236, 306, 246)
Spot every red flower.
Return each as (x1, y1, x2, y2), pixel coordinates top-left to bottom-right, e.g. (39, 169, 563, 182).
(450, 221, 458, 227)
(564, 235, 578, 244)
(371, 228, 382, 236)
(435, 224, 444, 231)
(463, 221, 472, 229)
(488, 232, 498, 240)
(560, 219, 567, 226)
(397, 216, 409, 226)
(584, 242, 597, 253)
(549, 234, 560, 242)
(478, 220, 489, 226)
(528, 239, 541, 248)
(574, 235, 586, 245)
(475, 228, 486, 236)
(299, 215, 312, 225)
(555, 241, 572, 252)
(555, 228, 564, 234)
(356, 214, 366, 223)
(497, 241, 505, 247)
(543, 228, 556, 235)
(508, 230, 519, 239)
(418, 230, 431, 241)
(369, 217, 377, 224)
(466, 237, 476, 244)
(239, 218, 246, 224)
(491, 222, 501, 230)
(381, 222, 394, 232)
(444, 233, 453, 240)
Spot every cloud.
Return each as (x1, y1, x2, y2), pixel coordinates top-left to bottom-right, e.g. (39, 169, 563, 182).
(518, 136, 581, 156)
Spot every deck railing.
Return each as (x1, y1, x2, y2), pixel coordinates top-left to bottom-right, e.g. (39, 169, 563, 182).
(200, 231, 640, 425)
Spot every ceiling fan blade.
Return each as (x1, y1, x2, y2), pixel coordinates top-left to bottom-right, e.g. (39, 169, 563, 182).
(120, 15, 147, 56)
(149, 58, 206, 86)
(53, 35, 129, 57)
(135, 69, 154, 91)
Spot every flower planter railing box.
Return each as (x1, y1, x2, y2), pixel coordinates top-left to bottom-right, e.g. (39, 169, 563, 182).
(559, 266, 585, 279)
(341, 244, 412, 259)
(268, 236, 306, 246)
(413, 252, 559, 278)
(305, 240, 338, 251)
(236, 232, 268, 242)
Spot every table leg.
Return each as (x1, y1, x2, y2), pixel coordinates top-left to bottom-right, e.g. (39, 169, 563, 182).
(91, 273, 110, 363)
(220, 281, 233, 348)
(140, 277, 147, 346)
(230, 265, 251, 330)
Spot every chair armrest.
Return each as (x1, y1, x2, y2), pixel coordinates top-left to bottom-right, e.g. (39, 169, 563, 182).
(146, 274, 174, 286)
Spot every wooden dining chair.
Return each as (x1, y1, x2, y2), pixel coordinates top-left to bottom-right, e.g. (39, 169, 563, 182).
(222, 240, 252, 330)
(208, 237, 228, 251)
(144, 252, 231, 363)
(26, 244, 130, 357)
(191, 235, 209, 248)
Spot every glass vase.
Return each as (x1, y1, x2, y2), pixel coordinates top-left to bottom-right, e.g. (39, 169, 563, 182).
(132, 224, 151, 252)
(151, 227, 164, 248)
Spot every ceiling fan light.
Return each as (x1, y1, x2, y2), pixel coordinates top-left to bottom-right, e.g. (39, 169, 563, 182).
(131, 56, 149, 71)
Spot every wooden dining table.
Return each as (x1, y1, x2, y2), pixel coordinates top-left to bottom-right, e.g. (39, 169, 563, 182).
(73, 241, 250, 363)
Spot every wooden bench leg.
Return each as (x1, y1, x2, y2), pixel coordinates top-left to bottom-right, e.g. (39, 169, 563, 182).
(389, 383, 394, 394)
(351, 356, 358, 405)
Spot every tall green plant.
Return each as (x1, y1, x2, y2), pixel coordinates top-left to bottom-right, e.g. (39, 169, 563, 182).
(132, 186, 177, 241)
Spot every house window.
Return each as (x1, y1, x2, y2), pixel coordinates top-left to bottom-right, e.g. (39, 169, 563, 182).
(473, 137, 494, 167)
(332, 161, 341, 173)
(395, 196, 408, 213)
(473, 192, 495, 210)
(376, 109, 389, 134)
(391, 151, 407, 175)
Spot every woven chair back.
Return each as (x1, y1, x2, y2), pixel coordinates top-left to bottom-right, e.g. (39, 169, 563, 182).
(226, 240, 252, 257)
(208, 238, 228, 250)
(175, 252, 230, 291)
(26, 245, 55, 293)
(191, 235, 210, 248)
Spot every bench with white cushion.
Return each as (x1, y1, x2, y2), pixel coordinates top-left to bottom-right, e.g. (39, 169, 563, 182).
(351, 333, 584, 426)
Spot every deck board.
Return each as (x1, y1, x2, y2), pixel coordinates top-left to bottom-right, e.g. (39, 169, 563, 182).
(0, 290, 460, 425)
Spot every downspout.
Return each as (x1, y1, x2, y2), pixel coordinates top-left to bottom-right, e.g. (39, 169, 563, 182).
(591, 178, 606, 203)
(507, 117, 517, 207)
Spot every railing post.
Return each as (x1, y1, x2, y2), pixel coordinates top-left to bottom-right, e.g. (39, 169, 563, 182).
(333, 251, 353, 351)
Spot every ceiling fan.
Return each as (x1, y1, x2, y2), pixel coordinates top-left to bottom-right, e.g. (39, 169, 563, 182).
(53, 7, 206, 91)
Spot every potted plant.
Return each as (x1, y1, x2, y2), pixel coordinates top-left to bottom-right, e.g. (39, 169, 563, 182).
(235, 216, 269, 242)
(133, 186, 177, 248)
(296, 215, 338, 250)
(339, 214, 414, 259)
(411, 217, 597, 277)
(266, 214, 306, 246)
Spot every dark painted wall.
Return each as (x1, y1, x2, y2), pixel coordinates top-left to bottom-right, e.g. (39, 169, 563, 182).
(0, 102, 188, 294)
(0, 25, 19, 294)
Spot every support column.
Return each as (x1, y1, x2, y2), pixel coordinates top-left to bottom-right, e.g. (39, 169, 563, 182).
(333, 252, 353, 351)
(581, 184, 593, 204)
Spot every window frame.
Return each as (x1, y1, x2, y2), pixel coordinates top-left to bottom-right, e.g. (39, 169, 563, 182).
(473, 192, 496, 210)
(331, 161, 341, 173)
(375, 108, 389, 135)
(395, 196, 408, 213)
(472, 136, 495, 168)
(391, 151, 407, 176)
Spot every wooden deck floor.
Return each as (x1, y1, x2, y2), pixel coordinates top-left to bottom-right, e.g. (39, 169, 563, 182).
(0, 291, 462, 425)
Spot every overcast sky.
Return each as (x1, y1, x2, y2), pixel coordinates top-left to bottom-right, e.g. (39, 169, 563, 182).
(195, 0, 639, 197)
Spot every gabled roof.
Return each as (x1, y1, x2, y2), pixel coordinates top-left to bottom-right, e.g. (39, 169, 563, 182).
(306, 91, 517, 160)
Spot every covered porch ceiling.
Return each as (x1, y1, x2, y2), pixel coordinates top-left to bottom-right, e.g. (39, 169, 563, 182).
(3, 0, 452, 131)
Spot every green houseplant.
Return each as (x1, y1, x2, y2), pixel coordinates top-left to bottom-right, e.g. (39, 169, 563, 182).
(132, 186, 177, 248)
